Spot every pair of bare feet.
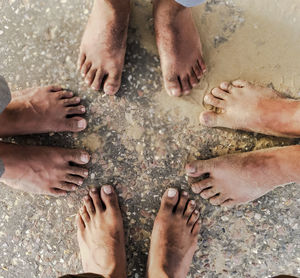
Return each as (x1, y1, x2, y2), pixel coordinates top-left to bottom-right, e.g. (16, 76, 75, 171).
(0, 85, 91, 196)
(76, 186, 199, 278)
(78, 0, 206, 96)
(186, 80, 300, 206)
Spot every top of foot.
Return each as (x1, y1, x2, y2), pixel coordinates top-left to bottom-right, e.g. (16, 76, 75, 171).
(154, 0, 206, 97)
(147, 188, 200, 278)
(77, 186, 127, 278)
(78, 0, 130, 95)
(1, 143, 90, 196)
(0, 85, 87, 136)
(200, 80, 300, 138)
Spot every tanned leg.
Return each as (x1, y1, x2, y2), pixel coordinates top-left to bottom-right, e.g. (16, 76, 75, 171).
(0, 143, 90, 196)
(78, 0, 130, 95)
(147, 188, 200, 278)
(201, 80, 300, 138)
(77, 186, 127, 278)
(0, 85, 87, 136)
(186, 145, 300, 206)
(154, 0, 206, 97)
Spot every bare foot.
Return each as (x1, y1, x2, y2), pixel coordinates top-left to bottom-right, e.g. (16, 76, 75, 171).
(186, 145, 300, 206)
(147, 189, 200, 278)
(77, 186, 127, 278)
(78, 0, 130, 95)
(154, 0, 206, 97)
(0, 85, 87, 136)
(200, 80, 300, 138)
(0, 143, 90, 196)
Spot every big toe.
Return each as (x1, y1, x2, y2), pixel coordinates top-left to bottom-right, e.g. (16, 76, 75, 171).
(100, 185, 120, 214)
(103, 71, 122, 95)
(199, 111, 219, 127)
(164, 75, 182, 97)
(159, 188, 179, 213)
(65, 117, 87, 132)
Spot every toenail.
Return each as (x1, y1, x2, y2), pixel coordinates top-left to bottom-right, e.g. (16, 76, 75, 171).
(190, 200, 195, 206)
(103, 185, 112, 195)
(81, 153, 90, 163)
(105, 85, 116, 95)
(186, 165, 196, 174)
(84, 196, 89, 201)
(78, 119, 86, 129)
(72, 186, 77, 191)
(183, 90, 190, 95)
(84, 170, 89, 177)
(79, 180, 83, 185)
(194, 210, 199, 215)
(182, 191, 188, 196)
(204, 95, 210, 102)
(170, 88, 180, 96)
(168, 188, 177, 198)
(91, 188, 98, 193)
(81, 106, 86, 112)
(76, 97, 81, 102)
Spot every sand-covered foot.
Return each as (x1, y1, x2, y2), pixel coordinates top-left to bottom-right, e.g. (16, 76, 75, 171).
(147, 189, 200, 278)
(77, 186, 127, 278)
(154, 0, 206, 97)
(78, 0, 130, 95)
(0, 143, 90, 196)
(186, 145, 300, 206)
(200, 80, 300, 137)
(0, 85, 87, 136)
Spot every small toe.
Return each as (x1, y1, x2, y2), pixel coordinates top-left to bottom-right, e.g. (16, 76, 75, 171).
(160, 188, 179, 212)
(211, 88, 229, 100)
(200, 187, 219, 200)
(65, 174, 84, 186)
(103, 71, 121, 95)
(219, 82, 230, 91)
(58, 182, 77, 192)
(62, 96, 81, 107)
(81, 61, 92, 77)
(221, 199, 236, 207)
(199, 111, 219, 127)
(204, 93, 225, 108)
(198, 57, 206, 73)
(185, 159, 212, 177)
(100, 185, 120, 213)
(77, 53, 86, 71)
(193, 63, 202, 79)
(89, 188, 103, 212)
(80, 205, 90, 225)
(66, 105, 86, 115)
(191, 177, 214, 194)
(56, 90, 73, 99)
(47, 85, 63, 92)
(84, 195, 95, 215)
(65, 117, 87, 132)
(192, 220, 201, 236)
(187, 209, 200, 228)
(231, 79, 250, 88)
(91, 70, 105, 91)
(68, 166, 88, 178)
(209, 194, 228, 206)
(175, 191, 189, 215)
(77, 213, 85, 232)
(180, 75, 192, 96)
(85, 68, 97, 86)
(189, 69, 199, 88)
(183, 200, 196, 220)
(49, 188, 67, 196)
(66, 150, 90, 165)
